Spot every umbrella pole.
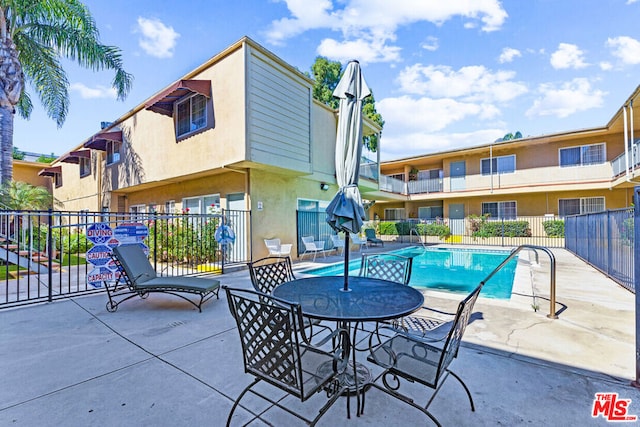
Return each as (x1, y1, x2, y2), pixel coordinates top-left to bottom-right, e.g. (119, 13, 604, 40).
(343, 233, 350, 291)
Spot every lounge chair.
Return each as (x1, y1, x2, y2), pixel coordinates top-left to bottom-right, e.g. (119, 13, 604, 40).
(364, 228, 383, 246)
(264, 238, 292, 257)
(330, 234, 345, 255)
(301, 236, 326, 261)
(349, 233, 368, 251)
(104, 244, 220, 312)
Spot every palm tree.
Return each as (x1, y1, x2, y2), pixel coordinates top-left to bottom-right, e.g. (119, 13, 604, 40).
(0, 0, 133, 185)
(0, 180, 55, 210)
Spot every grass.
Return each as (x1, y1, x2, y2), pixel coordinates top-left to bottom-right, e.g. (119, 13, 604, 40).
(54, 254, 88, 266)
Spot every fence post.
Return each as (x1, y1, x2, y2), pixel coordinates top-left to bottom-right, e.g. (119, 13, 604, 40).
(632, 187, 640, 388)
(47, 209, 53, 302)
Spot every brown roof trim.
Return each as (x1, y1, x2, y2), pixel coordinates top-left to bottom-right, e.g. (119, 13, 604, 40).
(84, 130, 123, 151)
(59, 149, 91, 164)
(144, 80, 211, 117)
(38, 166, 62, 177)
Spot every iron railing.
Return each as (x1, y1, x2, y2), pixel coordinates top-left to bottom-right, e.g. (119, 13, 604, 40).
(565, 208, 633, 292)
(0, 209, 251, 309)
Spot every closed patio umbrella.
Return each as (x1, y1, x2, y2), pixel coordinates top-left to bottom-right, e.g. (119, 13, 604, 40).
(325, 60, 371, 291)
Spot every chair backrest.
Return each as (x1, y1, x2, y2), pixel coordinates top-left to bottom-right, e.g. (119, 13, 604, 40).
(435, 283, 483, 379)
(301, 236, 319, 250)
(247, 256, 296, 294)
(330, 235, 344, 247)
(350, 233, 365, 244)
(112, 244, 157, 285)
(359, 253, 413, 285)
(364, 228, 378, 239)
(264, 238, 281, 253)
(224, 287, 308, 399)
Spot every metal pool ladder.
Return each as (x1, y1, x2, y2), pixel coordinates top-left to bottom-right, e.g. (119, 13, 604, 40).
(480, 244, 558, 319)
(409, 227, 427, 249)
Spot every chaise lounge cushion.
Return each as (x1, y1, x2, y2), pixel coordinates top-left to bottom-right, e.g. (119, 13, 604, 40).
(136, 276, 220, 292)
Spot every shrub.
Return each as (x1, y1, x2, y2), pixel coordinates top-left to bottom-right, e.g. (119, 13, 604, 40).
(542, 220, 564, 238)
(471, 218, 531, 238)
(415, 223, 451, 239)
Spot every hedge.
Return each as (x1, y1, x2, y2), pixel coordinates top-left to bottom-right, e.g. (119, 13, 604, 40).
(542, 220, 564, 238)
(472, 220, 531, 238)
(378, 221, 451, 239)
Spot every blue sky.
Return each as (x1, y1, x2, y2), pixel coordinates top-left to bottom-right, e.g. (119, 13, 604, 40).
(14, 0, 640, 161)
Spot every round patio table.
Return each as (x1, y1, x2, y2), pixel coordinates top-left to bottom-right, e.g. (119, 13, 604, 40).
(273, 276, 424, 417)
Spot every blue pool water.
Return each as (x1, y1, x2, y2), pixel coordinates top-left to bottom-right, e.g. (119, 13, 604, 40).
(303, 246, 518, 299)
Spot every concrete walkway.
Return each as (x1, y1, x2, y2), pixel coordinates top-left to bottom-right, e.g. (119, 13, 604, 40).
(1, 246, 638, 426)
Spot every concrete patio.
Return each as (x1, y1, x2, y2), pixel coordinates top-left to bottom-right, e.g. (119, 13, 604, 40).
(1, 245, 638, 426)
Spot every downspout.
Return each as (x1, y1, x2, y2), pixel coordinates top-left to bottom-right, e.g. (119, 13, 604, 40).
(490, 141, 494, 193)
(631, 100, 635, 178)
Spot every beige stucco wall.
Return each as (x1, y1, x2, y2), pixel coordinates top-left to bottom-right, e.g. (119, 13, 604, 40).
(14, 161, 52, 190)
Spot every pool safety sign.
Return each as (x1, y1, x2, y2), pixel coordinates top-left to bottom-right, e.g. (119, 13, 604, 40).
(86, 222, 149, 288)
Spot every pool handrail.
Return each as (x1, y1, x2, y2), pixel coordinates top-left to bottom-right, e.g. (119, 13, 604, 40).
(480, 244, 557, 319)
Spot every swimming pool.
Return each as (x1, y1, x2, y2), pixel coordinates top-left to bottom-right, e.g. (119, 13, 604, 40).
(303, 246, 518, 299)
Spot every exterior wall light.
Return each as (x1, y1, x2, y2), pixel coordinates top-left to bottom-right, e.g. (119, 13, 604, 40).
(320, 183, 329, 191)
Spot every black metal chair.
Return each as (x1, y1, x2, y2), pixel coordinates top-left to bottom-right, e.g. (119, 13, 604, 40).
(224, 287, 349, 426)
(358, 253, 413, 285)
(247, 256, 296, 294)
(247, 256, 331, 340)
(366, 283, 483, 426)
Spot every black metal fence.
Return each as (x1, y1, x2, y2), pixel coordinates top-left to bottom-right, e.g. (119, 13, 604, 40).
(0, 209, 250, 309)
(565, 208, 634, 292)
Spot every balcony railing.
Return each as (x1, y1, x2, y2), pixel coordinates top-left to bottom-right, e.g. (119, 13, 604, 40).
(408, 178, 443, 194)
(612, 139, 640, 177)
(379, 174, 406, 193)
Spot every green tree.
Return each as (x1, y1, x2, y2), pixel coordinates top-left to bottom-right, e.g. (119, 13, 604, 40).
(12, 146, 23, 159)
(0, 0, 133, 185)
(309, 56, 384, 151)
(0, 180, 55, 210)
(36, 152, 56, 163)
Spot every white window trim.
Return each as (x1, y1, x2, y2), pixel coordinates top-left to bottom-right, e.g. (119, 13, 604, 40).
(558, 142, 606, 167)
(480, 154, 516, 176)
(106, 140, 121, 165)
(558, 197, 606, 216)
(79, 156, 91, 177)
(481, 200, 517, 219)
(182, 194, 221, 214)
(175, 93, 208, 139)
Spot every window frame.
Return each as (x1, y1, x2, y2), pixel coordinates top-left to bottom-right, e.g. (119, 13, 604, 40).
(79, 156, 91, 178)
(558, 197, 605, 217)
(384, 208, 406, 221)
(182, 194, 221, 215)
(106, 140, 121, 165)
(480, 154, 516, 176)
(175, 93, 208, 139)
(481, 201, 517, 219)
(559, 143, 606, 167)
(53, 172, 62, 188)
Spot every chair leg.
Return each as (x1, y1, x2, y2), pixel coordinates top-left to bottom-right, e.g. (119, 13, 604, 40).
(226, 377, 260, 427)
(447, 369, 475, 411)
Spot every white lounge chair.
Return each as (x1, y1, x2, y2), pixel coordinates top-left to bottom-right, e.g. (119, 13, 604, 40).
(301, 236, 326, 261)
(349, 233, 368, 251)
(264, 238, 292, 257)
(330, 234, 345, 255)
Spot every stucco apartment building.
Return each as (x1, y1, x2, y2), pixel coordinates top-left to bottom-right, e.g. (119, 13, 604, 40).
(43, 37, 381, 258)
(371, 85, 640, 234)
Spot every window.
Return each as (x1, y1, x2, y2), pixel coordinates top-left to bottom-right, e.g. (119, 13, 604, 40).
(418, 206, 443, 220)
(384, 208, 406, 220)
(559, 143, 605, 167)
(106, 140, 121, 165)
(165, 200, 175, 213)
(481, 155, 516, 175)
(388, 173, 404, 181)
(417, 169, 443, 180)
(559, 197, 605, 216)
(79, 156, 91, 177)
(54, 172, 62, 188)
(176, 93, 207, 138)
(129, 204, 146, 222)
(481, 201, 517, 219)
(182, 194, 220, 214)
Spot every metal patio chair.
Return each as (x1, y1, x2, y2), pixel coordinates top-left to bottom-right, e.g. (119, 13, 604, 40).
(301, 236, 326, 261)
(359, 253, 413, 285)
(224, 287, 349, 426)
(366, 283, 483, 426)
(364, 228, 384, 247)
(247, 256, 331, 341)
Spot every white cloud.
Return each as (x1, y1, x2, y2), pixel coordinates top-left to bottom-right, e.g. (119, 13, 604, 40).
(606, 36, 640, 65)
(70, 83, 117, 99)
(421, 36, 439, 51)
(526, 78, 606, 118)
(600, 61, 613, 71)
(379, 129, 505, 160)
(317, 37, 401, 63)
(627, 0, 638, 4)
(265, 0, 507, 62)
(136, 17, 180, 59)
(498, 47, 521, 63)
(550, 43, 588, 69)
(396, 64, 528, 103)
